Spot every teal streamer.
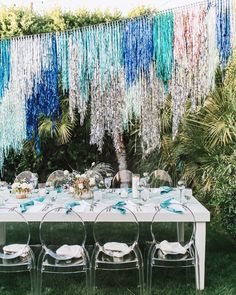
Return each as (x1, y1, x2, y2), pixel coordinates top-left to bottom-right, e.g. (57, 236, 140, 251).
(153, 12, 174, 92)
(0, 40, 11, 102)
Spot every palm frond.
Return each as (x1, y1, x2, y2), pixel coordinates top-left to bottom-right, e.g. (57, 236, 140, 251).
(86, 162, 114, 182)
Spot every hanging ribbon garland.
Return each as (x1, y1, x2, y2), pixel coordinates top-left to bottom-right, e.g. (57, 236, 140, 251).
(171, 4, 210, 138)
(122, 17, 153, 129)
(153, 11, 174, 92)
(26, 35, 60, 153)
(0, 40, 10, 102)
(216, 0, 233, 68)
(0, 0, 235, 170)
(89, 23, 125, 152)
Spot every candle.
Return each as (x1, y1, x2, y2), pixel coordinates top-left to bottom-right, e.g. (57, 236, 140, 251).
(132, 174, 140, 199)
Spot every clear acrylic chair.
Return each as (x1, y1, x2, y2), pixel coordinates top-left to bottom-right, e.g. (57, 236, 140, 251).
(91, 206, 144, 295)
(147, 202, 199, 294)
(37, 207, 90, 295)
(15, 171, 38, 188)
(46, 170, 68, 187)
(0, 208, 36, 294)
(149, 169, 173, 187)
(113, 170, 132, 188)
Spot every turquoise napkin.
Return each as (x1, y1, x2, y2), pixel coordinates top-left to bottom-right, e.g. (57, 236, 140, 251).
(20, 197, 45, 213)
(160, 186, 173, 195)
(56, 187, 62, 193)
(65, 201, 80, 214)
(160, 198, 183, 214)
(112, 201, 127, 214)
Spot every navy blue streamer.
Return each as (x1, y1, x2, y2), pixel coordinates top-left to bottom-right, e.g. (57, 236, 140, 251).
(26, 36, 60, 153)
(122, 17, 153, 87)
(216, 0, 232, 68)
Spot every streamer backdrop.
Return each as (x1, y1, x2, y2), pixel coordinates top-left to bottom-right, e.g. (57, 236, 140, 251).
(0, 0, 234, 169)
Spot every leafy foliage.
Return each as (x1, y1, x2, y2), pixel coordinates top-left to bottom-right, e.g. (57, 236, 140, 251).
(211, 154, 236, 239)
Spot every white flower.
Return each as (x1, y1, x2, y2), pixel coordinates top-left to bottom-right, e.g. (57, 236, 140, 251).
(69, 186, 74, 193)
(64, 170, 69, 176)
(81, 174, 86, 178)
(78, 183, 84, 189)
(89, 177, 96, 186)
(91, 162, 96, 167)
(28, 183, 33, 190)
(75, 174, 80, 178)
(12, 182, 20, 190)
(21, 183, 28, 190)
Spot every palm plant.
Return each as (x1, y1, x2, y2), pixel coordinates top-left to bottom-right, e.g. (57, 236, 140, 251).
(38, 96, 76, 145)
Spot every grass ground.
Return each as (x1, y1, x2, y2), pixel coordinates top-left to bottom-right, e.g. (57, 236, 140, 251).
(0, 221, 235, 295)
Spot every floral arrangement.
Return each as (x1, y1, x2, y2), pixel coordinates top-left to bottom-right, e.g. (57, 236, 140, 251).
(71, 162, 113, 199)
(12, 180, 33, 199)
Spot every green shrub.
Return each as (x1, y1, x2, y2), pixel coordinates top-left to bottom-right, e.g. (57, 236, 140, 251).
(211, 154, 236, 239)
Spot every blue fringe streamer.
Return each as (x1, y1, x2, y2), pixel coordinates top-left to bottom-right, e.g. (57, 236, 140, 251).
(123, 17, 153, 87)
(216, 0, 232, 68)
(26, 36, 60, 154)
(0, 40, 11, 102)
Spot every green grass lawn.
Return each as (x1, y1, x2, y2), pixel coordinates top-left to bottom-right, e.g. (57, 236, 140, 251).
(0, 222, 235, 295)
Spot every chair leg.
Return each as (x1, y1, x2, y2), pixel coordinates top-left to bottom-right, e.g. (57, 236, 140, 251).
(138, 264, 145, 295)
(85, 266, 91, 295)
(91, 251, 97, 295)
(83, 248, 91, 295)
(37, 269, 43, 295)
(91, 267, 96, 295)
(133, 245, 145, 295)
(29, 267, 36, 295)
(29, 250, 36, 295)
(195, 262, 200, 291)
(147, 244, 157, 295)
(147, 263, 153, 295)
(36, 250, 45, 295)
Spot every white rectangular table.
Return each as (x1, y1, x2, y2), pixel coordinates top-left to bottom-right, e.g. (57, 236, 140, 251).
(0, 189, 210, 290)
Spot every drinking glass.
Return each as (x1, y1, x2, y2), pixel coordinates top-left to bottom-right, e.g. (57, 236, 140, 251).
(177, 180, 186, 203)
(141, 188, 150, 202)
(94, 190, 103, 202)
(30, 174, 38, 189)
(139, 177, 147, 190)
(120, 188, 128, 199)
(104, 177, 112, 191)
(184, 189, 192, 205)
